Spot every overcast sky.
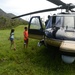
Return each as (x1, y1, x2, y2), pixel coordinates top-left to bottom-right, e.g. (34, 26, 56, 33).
(0, 0, 75, 20)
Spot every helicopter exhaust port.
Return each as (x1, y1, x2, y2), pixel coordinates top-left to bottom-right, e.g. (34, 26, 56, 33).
(60, 41, 75, 63)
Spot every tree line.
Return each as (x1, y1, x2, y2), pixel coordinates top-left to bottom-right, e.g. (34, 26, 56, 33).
(0, 16, 28, 29)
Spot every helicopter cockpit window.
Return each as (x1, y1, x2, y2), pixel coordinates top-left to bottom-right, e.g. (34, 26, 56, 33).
(64, 16, 74, 29)
(46, 16, 63, 29)
(55, 16, 63, 27)
(30, 18, 41, 30)
(46, 17, 52, 29)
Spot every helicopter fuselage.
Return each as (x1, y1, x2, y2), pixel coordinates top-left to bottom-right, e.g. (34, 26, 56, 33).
(28, 13, 75, 63)
(45, 14, 75, 53)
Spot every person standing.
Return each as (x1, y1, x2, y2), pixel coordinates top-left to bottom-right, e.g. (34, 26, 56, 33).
(9, 29, 16, 50)
(23, 27, 28, 48)
(45, 15, 50, 27)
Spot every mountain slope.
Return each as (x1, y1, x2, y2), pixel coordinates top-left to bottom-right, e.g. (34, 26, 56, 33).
(0, 9, 28, 29)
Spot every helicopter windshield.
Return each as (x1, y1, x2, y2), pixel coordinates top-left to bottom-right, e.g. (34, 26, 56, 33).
(46, 16, 63, 29)
(46, 15, 75, 30)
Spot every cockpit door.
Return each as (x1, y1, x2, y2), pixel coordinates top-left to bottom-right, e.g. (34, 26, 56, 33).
(28, 16, 44, 40)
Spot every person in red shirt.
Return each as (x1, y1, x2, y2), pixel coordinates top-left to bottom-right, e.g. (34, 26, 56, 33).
(23, 27, 28, 48)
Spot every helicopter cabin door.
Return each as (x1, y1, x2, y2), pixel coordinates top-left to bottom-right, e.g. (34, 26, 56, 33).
(28, 16, 44, 40)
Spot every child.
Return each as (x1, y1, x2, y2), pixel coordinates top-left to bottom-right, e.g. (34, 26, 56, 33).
(9, 29, 16, 50)
(23, 27, 28, 48)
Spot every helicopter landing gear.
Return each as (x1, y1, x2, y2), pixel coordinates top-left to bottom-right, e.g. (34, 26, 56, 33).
(61, 55, 75, 63)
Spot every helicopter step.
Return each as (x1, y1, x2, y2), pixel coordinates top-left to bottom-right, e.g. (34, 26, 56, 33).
(37, 39, 45, 47)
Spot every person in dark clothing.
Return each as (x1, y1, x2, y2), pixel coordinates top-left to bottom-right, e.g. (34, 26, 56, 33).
(45, 15, 50, 27)
(52, 14, 56, 28)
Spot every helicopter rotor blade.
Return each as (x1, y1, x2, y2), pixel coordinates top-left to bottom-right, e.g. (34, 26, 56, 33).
(12, 7, 64, 19)
(47, 0, 66, 6)
(47, 0, 75, 12)
(12, 0, 75, 19)
(12, 0, 67, 19)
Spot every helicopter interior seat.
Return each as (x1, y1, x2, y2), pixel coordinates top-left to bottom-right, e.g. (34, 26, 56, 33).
(52, 27, 60, 38)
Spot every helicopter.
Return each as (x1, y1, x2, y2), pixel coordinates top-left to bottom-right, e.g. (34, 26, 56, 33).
(12, 0, 75, 63)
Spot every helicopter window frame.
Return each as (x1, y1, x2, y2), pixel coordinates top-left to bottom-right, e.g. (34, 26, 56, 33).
(29, 16, 43, 30)
(74, 16, 75, 29)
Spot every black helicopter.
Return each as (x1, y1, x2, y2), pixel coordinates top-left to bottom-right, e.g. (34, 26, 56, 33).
(12, 0, 75, 63)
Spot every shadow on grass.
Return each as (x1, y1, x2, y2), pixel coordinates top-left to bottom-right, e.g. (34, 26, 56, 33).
(31, 46, 62, 67)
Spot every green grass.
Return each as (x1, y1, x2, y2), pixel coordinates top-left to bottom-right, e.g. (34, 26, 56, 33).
(0, 25, 75, 75)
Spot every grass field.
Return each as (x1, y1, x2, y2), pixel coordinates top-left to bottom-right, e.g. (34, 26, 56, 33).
(0, 25, 75, 75)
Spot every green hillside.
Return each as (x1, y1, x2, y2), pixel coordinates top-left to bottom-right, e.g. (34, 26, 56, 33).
(0, 9, 28, 29)
(0, 25, 75, 75)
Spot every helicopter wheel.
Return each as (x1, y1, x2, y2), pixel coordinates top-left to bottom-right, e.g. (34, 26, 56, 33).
(61, 55, 75, 64)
